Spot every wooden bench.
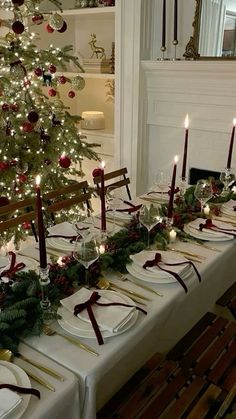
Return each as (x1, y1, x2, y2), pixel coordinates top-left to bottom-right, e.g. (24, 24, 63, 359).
(216, 282, 236, 320)
(97, 312, 236, 419)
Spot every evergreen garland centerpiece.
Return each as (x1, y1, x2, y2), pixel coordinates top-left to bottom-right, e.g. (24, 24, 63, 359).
(0, 0, 100, 243)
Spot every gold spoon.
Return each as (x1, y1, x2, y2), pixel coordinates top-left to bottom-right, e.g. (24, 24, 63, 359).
(0, 348, 64, 382)
(96, 278, 148, 305)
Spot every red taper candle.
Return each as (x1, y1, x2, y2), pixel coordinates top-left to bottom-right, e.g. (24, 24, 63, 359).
(35, 175, 47, 269)
(227, 119, 236, 169)
(100, 161, 106, 232)
(167, 156, 178, 219)
(173, 0, 178, 42)
(162, 0, 166, 49)
(181, 114, 189, 179)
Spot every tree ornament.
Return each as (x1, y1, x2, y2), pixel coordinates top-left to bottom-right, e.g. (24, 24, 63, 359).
(68, 90, 75, 98)
(44, 158, 51, 165)
(10, 60, 26, 79)
(48, 88, 57, 97)
(92, 167, 102, 177)
(59, 154, 71, 168)
(46, 24, 54, 33)
(23, 78, 31, 87)
(16, 161, 28, 174)
(49, 64, 56, 73)
(22, 121, 33, 132)
(12, 0, 24, 5)
(40, 130, 50, 143)
(58, 75, 67, 84)
(48, 13, 64, 31)
(34, 67, 43, 77)
(12, 21, 24, 34)
(5, 32, 15, 43)
(9, 159, 17, 167)
(71, 75, 85, 91)
(32, 14, 44, 25)
(2, 103, 9, 111)
(43, 72, 52, 86)
(11, 103, 19, 112)
(27, 111, 39, 123)
(52, 114, 61, 126)
(17, 173, 27, 183)
(57, 21, 67, 33)
(0, 196, 10, 206)
(0, 162, 9, 170)
(22, 221, 31, 230)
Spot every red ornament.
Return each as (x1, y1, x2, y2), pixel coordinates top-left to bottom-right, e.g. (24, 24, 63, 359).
(11, 103, 19, 111)
(9, 159, 17, 166)
(92, 168, 103, 177)
(12, 21, 24, 34)
(22, 121, 33, 132)
(12, 0, 24, 5)
(23, 79, 31, 87)
(0, 197, 10, 206)
(57, 21, 67, 33)
(22, 221, 31, 230)
(2, 103, 9, 111)
(48, 88, 57, 97)
(34, 67, 43, 77)
(58, 75, 67, 84)
(0, 162, 9, 170)
(59, 154, 71, 169)
(46, 24, 54, 33)
(27, 111, 39, 123)
(49, 64, 56, 74)
(17, 174, 27, 183)
(68, 90, 75, 98)
(32, 14, 44, 25)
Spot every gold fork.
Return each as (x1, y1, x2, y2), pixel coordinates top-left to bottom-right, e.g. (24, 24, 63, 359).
(43, 325, 99, 357)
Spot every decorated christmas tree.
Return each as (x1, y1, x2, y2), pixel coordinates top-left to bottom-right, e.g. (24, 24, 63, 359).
(0, 0, 100, 241)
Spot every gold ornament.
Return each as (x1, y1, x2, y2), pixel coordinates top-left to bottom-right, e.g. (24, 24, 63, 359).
(5, 32, 15, 43)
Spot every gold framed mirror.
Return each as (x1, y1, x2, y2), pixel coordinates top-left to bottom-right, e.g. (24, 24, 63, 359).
(184, 0, 236, 60)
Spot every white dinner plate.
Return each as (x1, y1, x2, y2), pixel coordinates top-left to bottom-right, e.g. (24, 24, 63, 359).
(106, 211, 132, 222)
(0, 255, 38, 274)
(184, 224, 233, 241)
(130, 250, 190, 276)
(0, 361, 31, 419)
(46, 237, 75, 252)
(58, 290, 139, 339)
(126, 262, 192, 284)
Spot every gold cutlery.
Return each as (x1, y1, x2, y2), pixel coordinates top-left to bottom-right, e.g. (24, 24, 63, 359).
(181, 239, 222, 253)
(96, 278, 147, 306)
(21, 366, 56, 392)
(43, 325, 99, 357)
(120, 276, 163, 297)
(168, 248, 205, 262)
(108, 281, 151, 301)
(0, 348, 64, 382)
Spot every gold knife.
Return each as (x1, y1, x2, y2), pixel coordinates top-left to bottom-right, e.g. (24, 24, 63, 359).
(109, 281, 151, 301)
(56, 332, 100, 357)
(123, 278, 163, 297)
(21, 366, 56, 392)
(109, 287, 147, 306)
(17, 353, 65, 381)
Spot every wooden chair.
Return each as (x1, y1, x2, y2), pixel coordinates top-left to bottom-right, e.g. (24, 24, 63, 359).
(216, 282, 236, 320)
(0, 198, 37, 237)
(97, 312, 236, 419)
(93, 167, 132, 200)
(43, 180, 92, 217)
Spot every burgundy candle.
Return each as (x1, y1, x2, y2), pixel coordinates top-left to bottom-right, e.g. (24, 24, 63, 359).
(35, 176, 47, 269)
(181, 114, 189, 179)
(100, 162, 106, 232)
(167, 156, 178, 219)
(162, 0, 166, 49)
(173, 0, 178, 42)
(227, 119, 236, 169)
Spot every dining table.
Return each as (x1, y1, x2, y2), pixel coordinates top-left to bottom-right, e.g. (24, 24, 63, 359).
(17, 206, 236, 419)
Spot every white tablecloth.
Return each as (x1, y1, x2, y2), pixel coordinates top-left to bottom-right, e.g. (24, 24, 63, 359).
(23, 237, 236, 419)
(17, 344, 79, 419)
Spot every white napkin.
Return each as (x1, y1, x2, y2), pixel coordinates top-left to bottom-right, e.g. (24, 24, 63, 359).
(60, 288, 135, 333)
(187, 218, 231, 238)
(47, 222, 78, 238)
(0, 389, 22, 419)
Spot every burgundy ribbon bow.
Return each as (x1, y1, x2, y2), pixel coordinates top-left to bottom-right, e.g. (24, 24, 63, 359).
(0, 383, 40, 399)
(199, 219, 236, 237)
(0, 251, 25, 278)
(142, 252, 201, 294)
(47, 234, 81, 243)
(74, 291, 147, 345)
(116, 203, 142, 214)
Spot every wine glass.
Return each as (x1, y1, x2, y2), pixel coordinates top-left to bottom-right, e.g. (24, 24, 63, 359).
(139, 204, 162, 249)
(194, 179, 213, 215)
(74, 233, 100, 286)
(154, 170, 170, 201)
(106, 186, 123, 233)
(220, 169, 235, 196)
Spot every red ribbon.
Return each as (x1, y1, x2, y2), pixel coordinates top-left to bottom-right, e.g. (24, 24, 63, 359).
(199, 219, 236, 237)
(74, 291, 147, 345)
(0, 383, 40, 399)
(0, 251, 25, 278)
(47, 234, 81, 243)
(116, 204, 142, 214)
(142, 252, 201, 293)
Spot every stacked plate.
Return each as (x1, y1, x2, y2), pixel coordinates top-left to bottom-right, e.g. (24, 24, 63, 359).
(0, 361, 31, 419)
(106, 209, 133, 223)
(58, 289, 139, 339)
(142, 187, 170, 203)
(184, 218, 235, 241)
(221, 200, 236, 219)
(126, 250, 193, 284)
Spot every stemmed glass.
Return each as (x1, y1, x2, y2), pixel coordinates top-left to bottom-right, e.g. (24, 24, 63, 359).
(106, 186, 123, 233)
(154, 170, 170, 201)
(219, 169, 235, 196)
(194, 179, 213, 215)
(139, 204, 162, 249)
(74, 233, 100, 286)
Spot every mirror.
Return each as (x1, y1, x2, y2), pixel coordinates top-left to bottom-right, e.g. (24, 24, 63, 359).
(184, 0, 236, 59)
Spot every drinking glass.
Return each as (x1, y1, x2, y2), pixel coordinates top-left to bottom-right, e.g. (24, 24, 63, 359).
(219, 169, 235, 196)
(154, 170, 170, 201)
(74, 233, 100, 286)
(139, 204, 162, 248)
(106, 186, 123, 233)
(194, 179, 213, 215)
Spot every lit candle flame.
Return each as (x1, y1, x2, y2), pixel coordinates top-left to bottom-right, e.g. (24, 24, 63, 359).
(35, 175, 41, 186)
(99, 244, 105, 254)
(101, 160, 105, 169)
(233, 118, 236, 126)
(174, 155, 178, 163)
(184, 114, 189, 129)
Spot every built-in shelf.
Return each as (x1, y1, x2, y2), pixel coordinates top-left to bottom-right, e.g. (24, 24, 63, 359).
(59, 72, 115, 79)
(61, 6, 115, 18)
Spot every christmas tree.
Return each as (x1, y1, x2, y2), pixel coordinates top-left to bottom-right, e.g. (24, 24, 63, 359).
(0, 0, 100, 241)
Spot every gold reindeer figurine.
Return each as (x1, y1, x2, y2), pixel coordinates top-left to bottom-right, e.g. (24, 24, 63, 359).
(89, 34, 106, 59)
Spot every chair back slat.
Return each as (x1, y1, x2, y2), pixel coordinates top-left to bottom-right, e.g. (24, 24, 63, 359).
(0, 198, 35, 216)
(46, 192, 91, 213)
(93, 167, 132, 200)
(44, 181, 89, 200)
(0, 211, 36, 232)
